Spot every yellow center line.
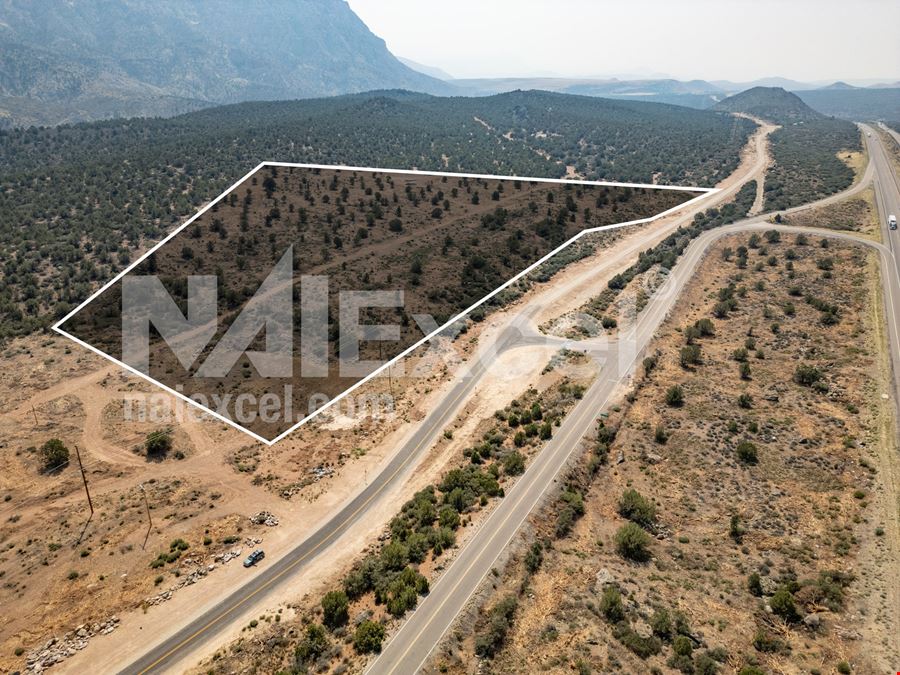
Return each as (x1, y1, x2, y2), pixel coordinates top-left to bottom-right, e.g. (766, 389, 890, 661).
(379, 386, 598, 674)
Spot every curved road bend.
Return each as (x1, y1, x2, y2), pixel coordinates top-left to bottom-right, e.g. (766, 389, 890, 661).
(366, 126, 900, 674)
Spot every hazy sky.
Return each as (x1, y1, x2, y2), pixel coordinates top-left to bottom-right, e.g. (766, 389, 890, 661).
(347, 0, 899, 83)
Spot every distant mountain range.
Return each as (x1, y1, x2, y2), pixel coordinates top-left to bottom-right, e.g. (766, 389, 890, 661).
(0, 0, 450, 127)
(433, 75, 899, 118)
(446, 77, 723, 108)
(0, 0, 895, 129)
(398, 57, 455, 82)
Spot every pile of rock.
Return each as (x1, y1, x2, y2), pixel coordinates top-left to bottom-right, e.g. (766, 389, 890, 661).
(250, 511, 279, 527)
(25, 617, 119, 672)
(311, 465, 334, 480)
(145, 566, 213, 607)
(214, 548, 243, 564)
(145, 548, 244, 607)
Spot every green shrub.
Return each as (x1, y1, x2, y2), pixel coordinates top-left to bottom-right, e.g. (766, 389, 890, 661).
(729, 514, 745, 543)
(145, 429, 172, 456)
(612, 622, 662, 658)
(321, 590, 349, 629)
(800, 569, 853, 611)
(752, 628, 787, 653)
(665, 385, 684, 407)
(673, 635, 693, 656)
(474, 596, 518, 658)
(680, 344, 702, 368)
(354, 620, 385, 654)
(560, 489, 585, 517)
(650, 608, 672, 639)
(524, 541, 543, 574)
(39, 438, 69, 472)
(770, 588, 800, 623)
(668, 653, 695, 674)
(539, 422, 552, 440)
(738, 667, 766, 675)
(385, 567, 429, 617)
(295, 623, 328, 664)
(380, 541, 410, 571)
(736, 441, 758, 465)
(555, 506, 576, 538)
(794, 364, 823, 387)
(600, 586, 624, 622)
(654, 425, 668, 444)
(503, 451, 526, 476)
(618, 489, 657, 528)
(695, 318, 715, 336)
(438, 505, 460, 529)
(615, 522, 652, 561)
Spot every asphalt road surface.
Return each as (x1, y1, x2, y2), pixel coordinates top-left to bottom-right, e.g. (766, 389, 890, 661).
(366, 126, 900, 674)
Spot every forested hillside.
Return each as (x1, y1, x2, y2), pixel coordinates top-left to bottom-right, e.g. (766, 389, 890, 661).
(764, 119, 861, 210)
(713, 86, 822, 122)
(713, 87, 861, 210)
(0, 90, 753, 340)
(796, 88, 900, 121)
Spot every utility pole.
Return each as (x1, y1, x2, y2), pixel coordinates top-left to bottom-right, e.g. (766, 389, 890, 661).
(378, 342, 395, 399)
(387, 360, 394, 399)
(74, 445, 94, 544)
(31, 405, 39, 427)
(140, 484, 153, 550)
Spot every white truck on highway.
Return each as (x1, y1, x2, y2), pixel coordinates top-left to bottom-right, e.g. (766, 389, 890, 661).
(890, 214, 897, 231)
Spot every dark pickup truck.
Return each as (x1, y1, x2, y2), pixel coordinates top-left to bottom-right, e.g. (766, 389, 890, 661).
(243, 549, 265, 567)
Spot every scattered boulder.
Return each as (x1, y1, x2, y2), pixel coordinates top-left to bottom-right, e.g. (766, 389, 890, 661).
(759, 576, 779, 596)
(802, 613, 822, 630)
(594, 567, 615, 589)
(250, 511, 279, 527)
(25, 617, 119, 671)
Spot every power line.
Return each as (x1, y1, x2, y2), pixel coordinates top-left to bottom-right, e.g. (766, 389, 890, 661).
(140, 483, 153, 550)
(74, 444, 94, 545)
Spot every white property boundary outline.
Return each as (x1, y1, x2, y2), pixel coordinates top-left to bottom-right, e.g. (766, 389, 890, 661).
(53, 162, 718, 446)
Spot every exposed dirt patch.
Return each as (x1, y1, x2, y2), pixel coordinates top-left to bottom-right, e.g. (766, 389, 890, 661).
(783, 188, 881, 240)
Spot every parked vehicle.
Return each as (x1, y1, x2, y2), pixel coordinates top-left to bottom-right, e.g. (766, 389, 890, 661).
(243, 549, 265, 567)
